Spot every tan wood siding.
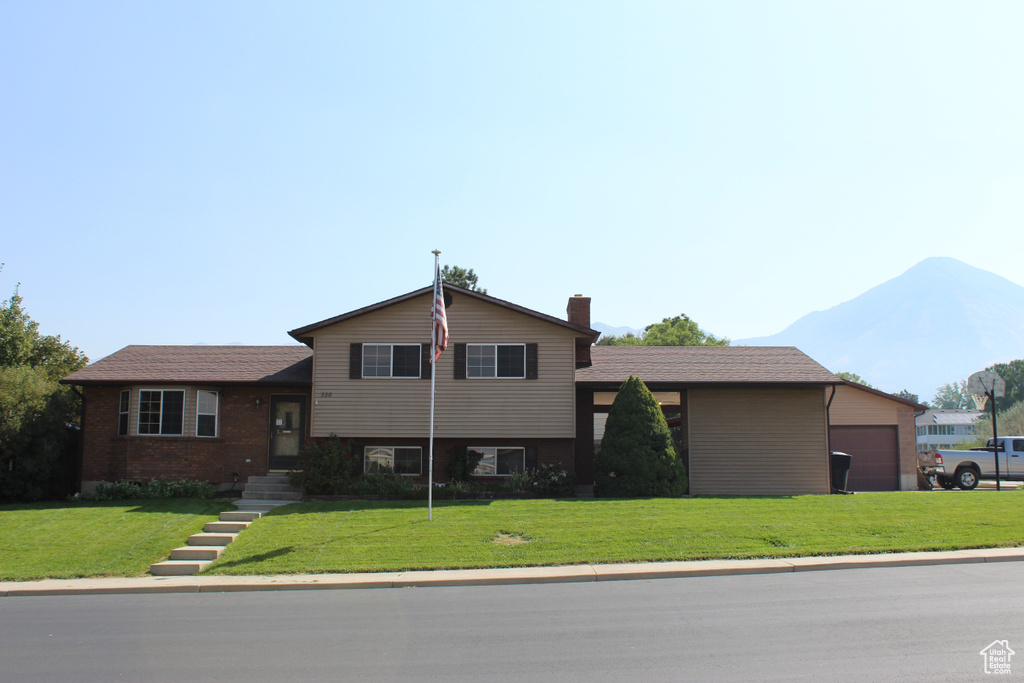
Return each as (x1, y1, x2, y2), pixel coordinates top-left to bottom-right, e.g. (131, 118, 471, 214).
(828, 385, 899, 425)
(688, 387, 829, 495)
(309, 293, 579, 439)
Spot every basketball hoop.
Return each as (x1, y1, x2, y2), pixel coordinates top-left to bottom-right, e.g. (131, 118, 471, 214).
(968, 370, 1006, 398)
(968, 368, 1006, 491)
(972, 393, 988, 410)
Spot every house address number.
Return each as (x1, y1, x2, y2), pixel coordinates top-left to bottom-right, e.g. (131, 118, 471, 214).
(318, 392, 333, 398)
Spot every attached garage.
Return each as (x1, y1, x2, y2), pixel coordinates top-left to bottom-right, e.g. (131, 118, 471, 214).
(827, 383, 924, 492)
(830, 425, 899, 491)
(576, 346, 840, 495)
(689, 387, 830, 495)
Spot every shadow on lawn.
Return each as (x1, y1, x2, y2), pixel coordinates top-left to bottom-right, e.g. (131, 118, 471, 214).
(209, 546, 295, 571)
(264, 499, 496, 515)
(252, 496, 806, 518)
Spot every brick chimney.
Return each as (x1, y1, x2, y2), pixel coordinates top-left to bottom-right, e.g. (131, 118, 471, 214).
(567, 294, 593, 368)
(566, 294, 591, 329)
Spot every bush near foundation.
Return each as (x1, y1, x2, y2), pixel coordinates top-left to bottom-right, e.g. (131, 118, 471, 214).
(288, 437, 356, 494)
(72, 478, 216, 501)
(594, 375, 688, 497)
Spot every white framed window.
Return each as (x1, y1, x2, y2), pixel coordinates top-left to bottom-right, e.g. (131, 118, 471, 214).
(467, 344, 525, 379)
(138, 389, 185, 435)
(196, 390, 218, 437)
(118, 390, 130, 436)
(362, 344, 421, 378)
(364, 446, 422, 475)
(470, 447, 526, 476)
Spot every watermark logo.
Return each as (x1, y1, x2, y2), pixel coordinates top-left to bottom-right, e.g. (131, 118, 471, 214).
(980, 640, 1014, 675)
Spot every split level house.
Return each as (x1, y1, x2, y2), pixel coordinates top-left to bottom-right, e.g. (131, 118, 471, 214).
(62, 285, 921, 495)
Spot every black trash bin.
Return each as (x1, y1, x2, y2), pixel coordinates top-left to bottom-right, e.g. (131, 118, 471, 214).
(830, 451, 852, 493)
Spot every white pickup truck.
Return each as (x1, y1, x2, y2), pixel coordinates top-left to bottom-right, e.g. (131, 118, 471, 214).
(932, 437, 1024, 490)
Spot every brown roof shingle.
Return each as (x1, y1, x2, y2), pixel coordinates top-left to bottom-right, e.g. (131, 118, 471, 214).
(576, 346, 839, 386)
(61, 346, 313, 386)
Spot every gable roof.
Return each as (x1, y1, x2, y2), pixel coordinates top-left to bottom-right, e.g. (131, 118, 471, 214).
(287, 284, 599, 344)
(61, 346, 313, 386)
(840, 380, 928, 411)
(576, 346, 840, 387)
(918, 408, 984, 424)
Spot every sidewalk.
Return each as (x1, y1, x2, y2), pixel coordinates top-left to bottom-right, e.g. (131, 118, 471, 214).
(3, 547, 1023, 597)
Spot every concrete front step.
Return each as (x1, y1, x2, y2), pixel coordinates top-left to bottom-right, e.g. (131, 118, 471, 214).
(204, 521, 250, 534)
(233, 500, 300, 513)
(170, 546, 224, 561)
(150, 507, 264, 577)
(188, 532, 238, 546)
(219, 510, 262, 522)
(150, 559, 213, 576)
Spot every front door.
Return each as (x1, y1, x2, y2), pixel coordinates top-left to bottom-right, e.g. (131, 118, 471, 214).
(269, 395, 306, 471)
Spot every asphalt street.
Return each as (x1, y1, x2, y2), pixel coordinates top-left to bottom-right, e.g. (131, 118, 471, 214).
(2, 561, 1021, 682)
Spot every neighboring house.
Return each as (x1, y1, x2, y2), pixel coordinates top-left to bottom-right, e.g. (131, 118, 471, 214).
(63, 285, 868, 496)
(827, 382, 925, 492)
(915, 409, 983, 452)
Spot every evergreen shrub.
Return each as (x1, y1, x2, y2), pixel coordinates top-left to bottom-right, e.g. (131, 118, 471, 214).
(593, 375, 688, 497)
(288, 436, 356, 494)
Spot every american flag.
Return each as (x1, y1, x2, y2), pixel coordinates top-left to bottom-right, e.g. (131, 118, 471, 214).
(432, 261, 448, 362)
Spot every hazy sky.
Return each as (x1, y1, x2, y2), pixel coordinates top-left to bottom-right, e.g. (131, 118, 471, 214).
(3, 1, 1022, 363)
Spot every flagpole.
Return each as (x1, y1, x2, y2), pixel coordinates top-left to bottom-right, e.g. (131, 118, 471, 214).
(428, 250, 440, 522)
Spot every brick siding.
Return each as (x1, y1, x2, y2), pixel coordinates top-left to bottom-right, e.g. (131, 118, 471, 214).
(80, 385, 311, 488)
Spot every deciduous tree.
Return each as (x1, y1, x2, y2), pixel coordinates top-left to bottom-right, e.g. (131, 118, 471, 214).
(932, 380, 972, 410)
(895, 389, 922, 405)
(597, 314, 728, 347)
(0, 276, 88, 501)
(984, 360, 1024, 413)
(441, 265, 487, 294)
(836, 371, 873, 388)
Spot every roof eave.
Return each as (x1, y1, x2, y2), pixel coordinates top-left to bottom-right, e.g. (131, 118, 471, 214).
(288, 284, 600, 340)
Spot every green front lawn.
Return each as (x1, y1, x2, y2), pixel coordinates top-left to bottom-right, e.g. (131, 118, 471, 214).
(204, 492, 1024, 576)
(3, 493, 1022, 581)
(0, 499, 230, 581)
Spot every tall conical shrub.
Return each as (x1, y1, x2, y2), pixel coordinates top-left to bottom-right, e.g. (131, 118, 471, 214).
(593, 375, 688, 497)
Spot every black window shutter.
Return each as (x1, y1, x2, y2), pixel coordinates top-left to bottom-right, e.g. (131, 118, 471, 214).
(525, 446, 538, 470)
(350, 343, 362, 379)
(421, 343, 432, 380)
(525, 343, 538, 379)
(354, 445, 365, 475)
(454, 343, 467, 380)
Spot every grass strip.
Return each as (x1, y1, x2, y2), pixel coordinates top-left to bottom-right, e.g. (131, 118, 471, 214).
(204, 492, 1024, 575)
(0, 499, 230, 580)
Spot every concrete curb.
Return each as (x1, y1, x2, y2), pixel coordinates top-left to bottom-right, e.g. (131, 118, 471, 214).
(2, 547, 1022, 597)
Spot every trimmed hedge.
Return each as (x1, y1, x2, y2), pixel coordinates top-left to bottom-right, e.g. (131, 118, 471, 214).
(72, 478, 216, 501)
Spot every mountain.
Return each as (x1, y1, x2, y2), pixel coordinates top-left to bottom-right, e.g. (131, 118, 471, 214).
(592, 322, 642, 340)
(737, 258, 1024, 400)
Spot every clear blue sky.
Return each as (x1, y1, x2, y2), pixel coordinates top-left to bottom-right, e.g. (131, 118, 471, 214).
(3, 1, 1022, 363)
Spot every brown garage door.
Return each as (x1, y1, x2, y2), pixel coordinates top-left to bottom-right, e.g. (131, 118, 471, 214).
(830, 426, 899, 492)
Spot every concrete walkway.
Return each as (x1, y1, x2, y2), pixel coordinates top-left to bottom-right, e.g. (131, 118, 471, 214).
(3, 546, 1023, 597)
